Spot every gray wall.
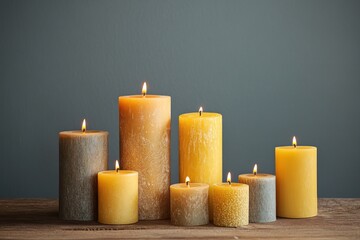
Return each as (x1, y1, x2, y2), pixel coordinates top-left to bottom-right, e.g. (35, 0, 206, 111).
(1, 0, 359, 198)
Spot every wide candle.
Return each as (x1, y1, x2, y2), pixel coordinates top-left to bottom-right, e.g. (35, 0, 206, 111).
(179, 107, 222, 219)
(59, 119, 108, 221)
(238, 164, 276, 223)
(98, 160, 138, 224)
(170, 177, 209, 226)
(119, 82, 171, 220)
(275, 137, 317, 218)
(213, 173, 249, 227)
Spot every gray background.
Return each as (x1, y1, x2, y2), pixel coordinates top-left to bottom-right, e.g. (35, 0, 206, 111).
(1, 0, 359, 198)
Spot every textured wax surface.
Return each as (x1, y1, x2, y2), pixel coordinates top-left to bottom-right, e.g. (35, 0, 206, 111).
(119, 96, 171, 220)
(238, 174, 276, 223)
(59, 131, 108, 221)
(179, 112, 222, 219)
(213, 183, 249, 227)
(170, 183, 209, 226)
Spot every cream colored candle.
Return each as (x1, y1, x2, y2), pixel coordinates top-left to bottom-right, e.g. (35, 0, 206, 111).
(179, 107, 222, 219)
(213, 173, 249, 227)
(238, 164, 276, 223)
(98, 161, 138, 225)
(170, 177, 209, 226)
(276, 137, 317, 218)
(119, 82, 171, 220)
(59, 119, 108, 221)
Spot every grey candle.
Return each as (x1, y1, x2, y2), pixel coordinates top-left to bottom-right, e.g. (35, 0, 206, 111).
(238, 164, 276, 223)
(59, 120, 108, 221)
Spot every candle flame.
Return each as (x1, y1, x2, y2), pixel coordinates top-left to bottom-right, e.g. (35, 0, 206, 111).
(82, 119, 86, 133)
(199, 106, 203, 116)
(115, 160, 120, 172)
(292, 136, 297, 148)
(253, 164, 257, 175)
(227, 172, 231, 185)
(142, 82, 147, 96)
(185, 176, 190, 186)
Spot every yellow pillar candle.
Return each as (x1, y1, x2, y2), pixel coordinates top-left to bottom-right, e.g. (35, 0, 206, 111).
(213, 173, 249, 227)
(179, 107, 222, 219)
(275, 136, 317, 218)
(98, 160, 138, 224)
(170, 177, 209, 226)
(119, 82, 171, 220)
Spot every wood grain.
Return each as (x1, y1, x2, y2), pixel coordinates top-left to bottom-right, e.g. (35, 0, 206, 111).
(0, 199, 359, 239)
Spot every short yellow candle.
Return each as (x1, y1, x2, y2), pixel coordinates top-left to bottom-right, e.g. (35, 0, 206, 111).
(179, 107, 222, 218)
(275, 137, 317, 218)
(98, 161, 138, 224)
(213, 173, 249, 227)
(170, 177, 209, 226)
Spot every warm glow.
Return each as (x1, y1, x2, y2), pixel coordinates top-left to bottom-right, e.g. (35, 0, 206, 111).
(115, 160, 120, 172)
(185, 176, 190, 186)
(292, 136, 297, 148)
(227, 172, 231, 185)
(253, 164, 257, 175)
(142, 82, 147, 96)
(199, 106, 203, 116)
(82, 119, 86, 133)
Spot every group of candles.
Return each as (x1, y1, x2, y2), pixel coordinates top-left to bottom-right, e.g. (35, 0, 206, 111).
(59, 82, 317, 227)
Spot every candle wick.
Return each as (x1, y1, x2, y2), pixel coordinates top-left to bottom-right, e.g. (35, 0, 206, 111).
(142, 92, 146, 97)
(186, 181, 190, 187)
(254, 172, 257, 176)
(293, 144, 296, 148)
(227, 180, 231, 185)
(116, 168, 119, 173)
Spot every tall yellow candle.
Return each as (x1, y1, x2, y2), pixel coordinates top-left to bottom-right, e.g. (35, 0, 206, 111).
(98, 161, 138, 224)
(119, 82, 171, 220)
(179, 107, 222, 219)
(275, 137, 317, 218)
(213, 173, 249, 227)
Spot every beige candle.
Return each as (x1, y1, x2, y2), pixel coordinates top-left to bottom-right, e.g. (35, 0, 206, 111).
(119, 82, 171, 220)
(170, 177, 209, 226)
(59, 119, 108, 221)
(213, 173, 249, 227)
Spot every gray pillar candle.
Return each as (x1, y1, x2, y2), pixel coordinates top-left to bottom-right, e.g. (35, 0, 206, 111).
(238, 165, 276, 223)
(59, 120, 108, 221)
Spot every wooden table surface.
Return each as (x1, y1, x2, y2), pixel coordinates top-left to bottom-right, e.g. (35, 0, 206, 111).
(0, 198, 359, 239)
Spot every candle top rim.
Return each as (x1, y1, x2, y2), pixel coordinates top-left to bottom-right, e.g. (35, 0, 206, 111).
(179, 112, 222, 118)
(214, 183, 248, 188)
(170, 183, 209, 189)
(59, 130, 108, 136)
(238, 173, 275, 179)
(119, 95, 170, 99)
(276, 146, 317, 150)
(98, 170, 138, 176)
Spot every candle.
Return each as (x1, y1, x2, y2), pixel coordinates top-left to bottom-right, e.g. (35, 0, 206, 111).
(59, 119, 108, 221)
(119, 82, 171, 220)
(98, 160, 138, 224)
(238, 164, 276, 223)
(170, 177, 209, 226)
(179, 107, 222, 219)
(213, 173, 249, 227)
(275, 136, 317, 218)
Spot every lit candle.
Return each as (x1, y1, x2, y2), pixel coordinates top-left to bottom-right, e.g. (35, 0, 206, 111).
(59, 119, 108, 221)
(170, 176, 209, 226)
(98, 160, 138, 224)
(119, 82, 171, 220)
(238, 164, 276, 223)
(276, 136, 317, 218)
(179, 106, 222, 219)
(213, 173, 249, 227)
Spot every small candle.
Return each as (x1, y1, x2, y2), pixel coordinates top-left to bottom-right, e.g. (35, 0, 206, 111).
(213, 173, 249, 227)
(119, 82, 171, 220)
(179, 106, 222, 219)
(170, 177, 209, 226)
(238, 164, 276, 223)
(276, 136, 317, 218)
(98, 160, 138, 224)
(59, 119, 108, 221)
